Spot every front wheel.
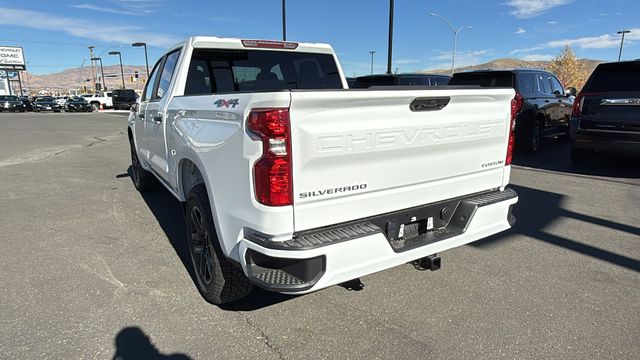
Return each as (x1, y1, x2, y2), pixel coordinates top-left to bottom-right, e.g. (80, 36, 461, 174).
(91, 103, 100, 111)
(186, 184, 253, 305)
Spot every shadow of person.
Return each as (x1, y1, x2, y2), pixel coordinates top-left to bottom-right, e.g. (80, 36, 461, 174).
(112, 327, 192, 360)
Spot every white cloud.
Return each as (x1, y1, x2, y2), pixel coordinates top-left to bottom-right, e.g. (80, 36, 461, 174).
(547, 20, 559, 25)
(504, 0, 573, 18)
(515, 27, 527, 34)
(511, 28, 640, 53)
(0, 7, 179, 47)
(394, 59, 421, 65)
(520, 54, 554, 61)
(425, 50, 492, 70)
(71, 4, 136, 16)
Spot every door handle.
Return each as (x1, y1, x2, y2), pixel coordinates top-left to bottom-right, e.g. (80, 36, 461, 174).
(153, 113, 163, 122)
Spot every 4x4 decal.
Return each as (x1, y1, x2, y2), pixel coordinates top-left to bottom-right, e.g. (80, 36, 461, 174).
(214, 98, 240, 108)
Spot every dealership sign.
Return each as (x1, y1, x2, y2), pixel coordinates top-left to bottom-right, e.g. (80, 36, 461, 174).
(0, 46, 26, 70)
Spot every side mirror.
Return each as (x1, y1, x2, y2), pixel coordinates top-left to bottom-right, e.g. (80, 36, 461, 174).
(565, 87, 577, 97)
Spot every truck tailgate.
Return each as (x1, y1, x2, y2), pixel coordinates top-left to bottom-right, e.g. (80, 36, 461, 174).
(289, 88, 514, 231)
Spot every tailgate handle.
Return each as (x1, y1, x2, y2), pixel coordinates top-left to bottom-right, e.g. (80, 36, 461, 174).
(410, 97, 450, 112)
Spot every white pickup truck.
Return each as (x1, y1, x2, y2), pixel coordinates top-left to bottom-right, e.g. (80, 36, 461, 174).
(128, 37, 519, 304)
(83, 92, 113, 110)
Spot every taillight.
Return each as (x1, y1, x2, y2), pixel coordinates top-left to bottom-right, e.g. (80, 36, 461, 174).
(506, 92, 523, 165)
(248, 108, 292, 206)
(572, 92, 599, 118)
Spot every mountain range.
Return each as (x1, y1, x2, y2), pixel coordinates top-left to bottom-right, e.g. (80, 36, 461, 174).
(22, 58, 603, 92)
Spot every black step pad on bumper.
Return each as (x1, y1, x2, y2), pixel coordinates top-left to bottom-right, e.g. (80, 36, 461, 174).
(247, 188, 517, 252)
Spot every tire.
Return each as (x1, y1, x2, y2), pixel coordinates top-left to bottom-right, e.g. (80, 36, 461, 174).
(54, 110, 60, 113)
(520, 119, 544, 154)
(91, 103, 99, 111)
(129, 138, 158, 191)
(186, 184, 253, 305)
(570, 147, 590, 164)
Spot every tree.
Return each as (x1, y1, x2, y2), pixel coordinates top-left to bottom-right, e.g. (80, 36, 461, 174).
(545, 45, 589, 91)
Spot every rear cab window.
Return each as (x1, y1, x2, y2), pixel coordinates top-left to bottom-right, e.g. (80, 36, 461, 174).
(449, 71, 515, 88)
(584, 62, 640, 92)
(184, 49, 342, 95)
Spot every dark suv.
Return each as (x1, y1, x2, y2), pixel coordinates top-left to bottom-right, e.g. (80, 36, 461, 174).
(450, 69, 575, 153)
(352, 73, 451, 88)
(570, 60, 640, 162)
(112, 89, 138, 110)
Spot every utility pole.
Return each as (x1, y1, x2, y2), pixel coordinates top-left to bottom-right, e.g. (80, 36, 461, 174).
(91, 57, 106, 91)
(88, 46, 96, 92)
(429, 13, 471, 75)
(282, 0, 287, 41)
(387, 0, 394, 74)
(617, 30, 631, 61)
(369, 50, 376, 74)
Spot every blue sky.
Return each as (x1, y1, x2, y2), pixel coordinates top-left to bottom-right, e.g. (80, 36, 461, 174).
(0, 0, 638, 75)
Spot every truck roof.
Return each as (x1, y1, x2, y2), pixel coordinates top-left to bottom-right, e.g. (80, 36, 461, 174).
(168, 36, 336, 55)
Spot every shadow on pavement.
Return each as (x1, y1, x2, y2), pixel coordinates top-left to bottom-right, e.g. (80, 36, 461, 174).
(512, 140, 640, 179)
(472, 184, 640, 272)
(112, 327, 192, 360)
(127, 167, 294, 310)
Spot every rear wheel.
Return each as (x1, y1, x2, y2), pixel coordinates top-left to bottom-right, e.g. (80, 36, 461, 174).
(91, 102, 100, 111)
(520, 119, 544, 153)
(186, 184, 253, 305)
(129, 137, 158, 191)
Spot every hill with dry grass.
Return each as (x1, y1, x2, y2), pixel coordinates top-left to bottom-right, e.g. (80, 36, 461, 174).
(421, 57, 602, 75)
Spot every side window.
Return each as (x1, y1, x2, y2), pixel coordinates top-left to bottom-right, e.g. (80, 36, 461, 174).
(431, 77, 449, 86)
(517, 72, 536, 96)
(143, 59, 163, 102)
(550, 76, 564, 95)
(537, 73, 552, 95)
(156, 50, 181, 100)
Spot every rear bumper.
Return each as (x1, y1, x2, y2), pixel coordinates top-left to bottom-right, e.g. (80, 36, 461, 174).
(571, 130, 640, 157)
(238, 188, 518, 294)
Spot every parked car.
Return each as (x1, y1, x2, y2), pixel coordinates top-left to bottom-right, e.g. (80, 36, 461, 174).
(112, 89, 137, 110)
(352, 73, 451, 88)
(0, 95, 26, 112)
(33, 96, 62, 112)
(20, 97, 34, 111)
(449, 69, 575, 153)
(82, 92, 113, 110)
(128, 36, 518, 304)
(54, 96, 68, 106)
(64, 97, 93, 112)
(570, 60, 640, 162)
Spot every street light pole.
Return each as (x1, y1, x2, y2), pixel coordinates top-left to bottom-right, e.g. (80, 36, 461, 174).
(387, 0, 394, 74)
(282, 0, 287, 41)
(132, 42, 150, 78)
(617, 30, 631, 61)
(369, 50, 376, 74)
(91, 57, 106, 91)
(429, 13, 471, 75)
(109, 51, 126, 89)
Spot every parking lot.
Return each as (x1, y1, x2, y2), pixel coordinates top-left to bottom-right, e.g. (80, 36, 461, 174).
(0, 112, 638, 359)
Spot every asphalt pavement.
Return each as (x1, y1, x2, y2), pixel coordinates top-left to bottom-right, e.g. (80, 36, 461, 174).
(0, 112, 638, 359)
